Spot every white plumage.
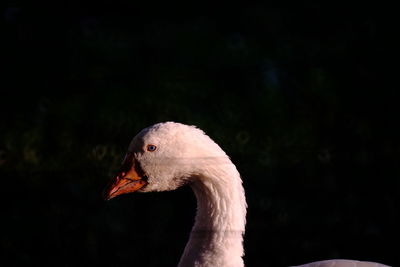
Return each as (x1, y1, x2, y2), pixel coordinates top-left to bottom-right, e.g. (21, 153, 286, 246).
(291, 260, 389, 267)
(104, 122, 389, 267)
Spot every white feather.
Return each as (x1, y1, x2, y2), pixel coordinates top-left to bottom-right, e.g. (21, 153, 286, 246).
(123, 122, 389, 267)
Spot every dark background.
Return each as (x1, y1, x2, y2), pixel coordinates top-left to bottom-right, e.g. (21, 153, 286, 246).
(1, 1, 398, 266)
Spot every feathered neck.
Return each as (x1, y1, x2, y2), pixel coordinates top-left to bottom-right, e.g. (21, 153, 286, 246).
(178, 160, 247, 267)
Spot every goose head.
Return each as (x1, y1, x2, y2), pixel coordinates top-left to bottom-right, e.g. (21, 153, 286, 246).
(104, 122, 227, 199)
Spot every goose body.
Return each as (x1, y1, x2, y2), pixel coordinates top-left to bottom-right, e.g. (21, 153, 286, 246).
(292, 259, 389, 267)
(104, 122, 389, 267)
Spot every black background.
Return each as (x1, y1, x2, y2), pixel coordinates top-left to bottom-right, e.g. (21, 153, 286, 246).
(1, 2, 398, 266)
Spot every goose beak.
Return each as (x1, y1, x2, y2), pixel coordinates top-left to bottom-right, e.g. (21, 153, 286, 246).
(103, 153, 148, 200)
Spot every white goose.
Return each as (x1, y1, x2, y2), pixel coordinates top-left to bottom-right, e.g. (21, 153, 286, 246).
(104, 122, 389, 267)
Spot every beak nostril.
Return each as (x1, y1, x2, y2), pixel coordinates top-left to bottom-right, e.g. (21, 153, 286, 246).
(103, 154, 148, 200)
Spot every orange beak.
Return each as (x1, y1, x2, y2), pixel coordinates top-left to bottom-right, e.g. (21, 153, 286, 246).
(103, 153, 148, 200)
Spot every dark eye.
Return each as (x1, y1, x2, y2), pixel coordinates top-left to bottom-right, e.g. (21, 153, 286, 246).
(147, 144, 157, 152)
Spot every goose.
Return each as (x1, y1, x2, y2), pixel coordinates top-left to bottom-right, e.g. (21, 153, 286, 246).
(103, 122, 390, 267)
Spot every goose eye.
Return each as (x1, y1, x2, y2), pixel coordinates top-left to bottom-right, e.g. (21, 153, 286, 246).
(147, 145, 157, 152)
